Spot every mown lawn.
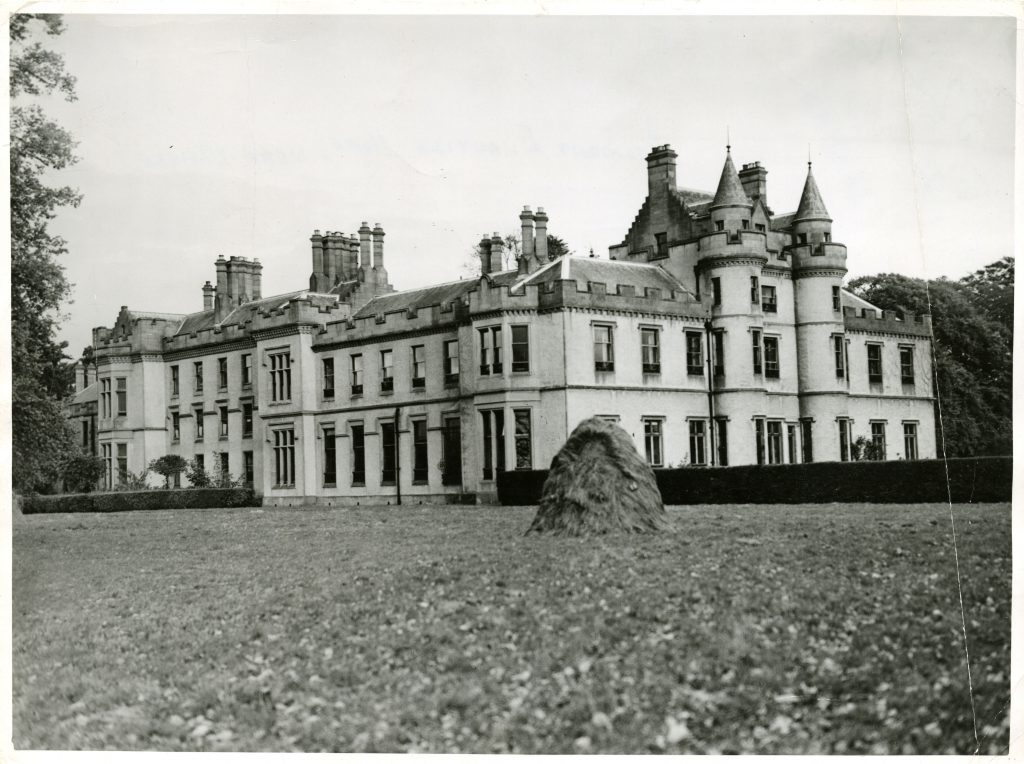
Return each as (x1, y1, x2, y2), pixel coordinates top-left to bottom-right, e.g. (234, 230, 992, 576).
(12, 503, 1011, 754)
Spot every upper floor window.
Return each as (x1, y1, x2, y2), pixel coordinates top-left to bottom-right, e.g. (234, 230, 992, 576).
(832, 285, 841, 312)
(511, 326, 530, 373)
(715, 220, 725, 232)
(194, 406, 204, 441)
(741, 219, 750, 230)
(101, 378, 112, 418)
(751, 329, 763, 375)
(444, 340, 459, 385)
(116, 377, 127, 416)
(350, 354, 363, 395)
(322, 357, 335, 398)
(171, 412, 180, 441)
(193, 361, 203, 393)
(219, 405, 229, 437)
(900, 347, 915, 384)
(593, 325, 614, 372)
(760, 285, 777, 313)
(217, 357, 228, 389)
(763, 336, 780, 379)
(269, 351, 292, 402)
(479, 326, 502, 375)
(412, 419, 428, 482)
(685, 331, 703, 376)
(834, 336, 846, 379)
(412, 345, 426, 388)
(713, 330, 725, 377)
(712, 277, 722, 307)
(640, 328, 660, 374)
(867, 344, 883, 384)
(655, 232, 668, 257)
(241, 354, 253, 388)
(170, 365, 179, 397)
(242, 402, 253, 438)
(755, 223, 766, 233)
(750, 276, 760, 304)
(380, 349, 394, 392)
(798, 233, 808, 244)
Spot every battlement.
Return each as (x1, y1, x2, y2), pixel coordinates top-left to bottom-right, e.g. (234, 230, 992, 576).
(843, 306, 932, 336)
(696, 228, 769, 256)
(314, 296, 470, 348)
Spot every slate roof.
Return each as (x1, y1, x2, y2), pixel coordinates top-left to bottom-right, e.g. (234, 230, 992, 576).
(795, 165, 831, 221)
(351, 271, 519, 319)
(841, 289, 881, 316)
(770, 212, 797, 231)
(172, 290, 324, 336)
(515, 256, 694, 298)
(126, 310, 186, 322)
(69, 382, 97, 406)
(711, 151, 752, 208)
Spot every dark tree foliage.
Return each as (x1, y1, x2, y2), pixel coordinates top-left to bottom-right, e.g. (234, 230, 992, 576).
(62, 454, 105, 493)
(847, 259, 1013, 457)
(545, 235, 571, 259)
(11, 14, 81, 492)
(149, 455, 189, 488)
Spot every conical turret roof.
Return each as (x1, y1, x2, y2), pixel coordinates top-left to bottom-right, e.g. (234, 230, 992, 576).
(711, 149, 752, 208)
(794, 163, 831, 221)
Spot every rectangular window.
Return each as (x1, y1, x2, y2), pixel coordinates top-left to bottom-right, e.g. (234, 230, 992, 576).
(741, 219, 750, 230)
(593, 325, 614, 372)
(688, 420, 707, 466)
(412, 419, 428, 482)
(903, 423, 919, 460)
(194, 406, 204, 441)
(241, 354, 253, 387)
(798, 233, 808, 244)
(481, 409, 506, 480)
(763, 336, 780, 379)
(380, 350, 394, 392)
(444, 340, 459, 385)
(787, 424, 797, 464)
(867, 344, 883, 384)
(323, 427, 337, 485)
(411, 345, 426, 387)
(712, 277, 722, 307)
(219, 405, 229, 437)
(102, 443, 113, 489)
(351, 424, 365, 485)
(194, 361, 203, 393)
(715, 418, 728, 466)
(766, 421, 783, 464)
(116, 377, 127, 416)
(839, 419, 851, 462)
(380, 421, 397, 484)
(713, 330, 725, 377)
(323, 358, 335, 398)
(715, 220, 725, 232)
(754, 418, 765, 465)
(655, 232, 668, 256)
(832, 286, 841, 312)
(514, 409, 532, 469)
(171, 412, 180, 441)
(273, 428, 296, 486)
(242, 402, 253, 437)
(511, 326, 530, 373)
(218, 357, 228, 389)
(117, 443, 128, 484)
(195, 453, 204, 473)
(755, 223, 766, 233)
(751, 329, 763, 375)
(101, 378, 111, 418)
(269, 351, 291, 401)
(834, 336, 846, 379)
(171, 365, 179, 397)
(81, 419, 90, 448)
(350, 354, 363, 395)
(641, 328, 661, 374)
(801, 419, 814, 463)
(442, 417, 462, 486)
(760, 285, 777, 313)
(900, 347, 915, 384)
(219, 451, 229, 477)
(750, 276, 760, 304)
(686, 331, 703, 375)
(479, 326, 503, 375)
(243, 450, 254, 485)
(871, 422, 887, 460)
(643, 418, 663, 467)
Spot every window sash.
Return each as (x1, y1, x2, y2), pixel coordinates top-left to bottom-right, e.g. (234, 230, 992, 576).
(380, 421, 397, 484)
(241, 354, 252, 387)
(643, 419, 663, 467)
(444, 341, 460, 378)
(593, 326, 614, 370)
(351, 355, 363, 392)
(688, 420, 706, 465)
(511, 326, 529, 373)
(323, 428, 337, 485)
(323, 358, 335, 397)
(867, 345, 883, 383)
(412, 346, 426, 381)
(903, 423, 918, 460)
(514, 409, 532, 469)
(116, 377, 127, 416)
(751, 330, 762, 374)
(766, 421, 783, 464)
(219, 406, 229, 436)
(194, 362, 203, 392)
(641, 329, 660, 370)
(242, 403, 253, 437)
(351, 424, 366, 484)
(273, 428, 296, 486)
(760, 285, 777, 312)
(194, 408, 204, 440)
(412, 419, 428, 482)
(218, 358, 228, 389)
(900, 348, 915, 383)
(171, 366, 179, 396)
(834, 336, 846, 379)
(764, 337, 780, 378)
(686, 332, 703, 375)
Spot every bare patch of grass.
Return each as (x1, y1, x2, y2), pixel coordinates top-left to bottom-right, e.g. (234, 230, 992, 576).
(12, 503, 1010, 753)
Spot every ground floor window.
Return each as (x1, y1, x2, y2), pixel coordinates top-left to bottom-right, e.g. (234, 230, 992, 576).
(766, 421, 783, 464)
(323, 427, 337, 486)
(903, 422, 919, 460)
(800, 419, 814, 463)
(870, 422, 887, 460)
(643, 418, 663, 467)
(715, 418, 728, 466)
(381, 420, 397, 485)
(412, 419, 428, 483)
(787, 424, 797, 464)
(754, 418, 765, 465)
(219, 452, 229, 478)
(442, 417, 462, 486)
(102, 443, 113, 489)
(273, 428, 296, 486)
(116, 443, 128, 483)
(243, 450, 254, 486)
(688, 420, 706, 465)
(351, 423, 366, 485)
(513, 409, 532, 469)
(839, 419, 851, 462)
(481, 410, 506, 480)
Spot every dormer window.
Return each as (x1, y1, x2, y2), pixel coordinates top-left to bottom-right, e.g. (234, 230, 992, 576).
(715, 220, 725, 232)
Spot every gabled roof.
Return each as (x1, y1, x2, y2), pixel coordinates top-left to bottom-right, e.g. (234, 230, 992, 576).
(350, 272, 517, 319)
(514, 255, 695, 299)
(794, 164, 831, 221)
(841, 289, 880, 316)
(69, 382, 97, 406)
(711, 150, 752, 208)
(676, 187, 714, 206)
(172, 290, 329, 336)
(770, 212, 797, 231)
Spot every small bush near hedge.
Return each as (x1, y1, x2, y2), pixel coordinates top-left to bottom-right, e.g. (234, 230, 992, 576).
(498, 456, 1012, 506)
(21, 487, 260, 515)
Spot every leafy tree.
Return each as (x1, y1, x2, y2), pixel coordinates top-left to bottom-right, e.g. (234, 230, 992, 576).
(463, 233, 574, 276)
(11, 14, 82, 492)
(847, 260, 1012, 457)
(149, 454, 189, 488)
(62, 454, 106, 493)
(185, 458, 212, 488)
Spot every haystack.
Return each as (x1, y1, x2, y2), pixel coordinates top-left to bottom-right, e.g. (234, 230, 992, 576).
(525, 417, 669, 537)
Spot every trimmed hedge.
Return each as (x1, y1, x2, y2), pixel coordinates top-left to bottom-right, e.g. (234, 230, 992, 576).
(21, 487, 261, 515)
(498, 457, 1012, 506)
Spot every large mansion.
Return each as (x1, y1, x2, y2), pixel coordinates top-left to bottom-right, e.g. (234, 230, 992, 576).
(68, 144, 936, 504)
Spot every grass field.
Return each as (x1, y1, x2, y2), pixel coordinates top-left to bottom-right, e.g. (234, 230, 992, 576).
(12, 502, 1011, 754)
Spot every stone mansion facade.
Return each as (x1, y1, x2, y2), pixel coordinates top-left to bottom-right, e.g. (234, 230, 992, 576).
(72, 144, 936, 504)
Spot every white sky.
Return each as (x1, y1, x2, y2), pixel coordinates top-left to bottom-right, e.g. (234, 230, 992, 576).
(24, 10, 1017, 357)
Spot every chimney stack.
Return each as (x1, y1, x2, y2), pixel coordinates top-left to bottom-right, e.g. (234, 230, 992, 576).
(214, 256, 229, 321)
(325, 232, 340, 287)
(202, 280, 214, 311)
(738, 161, 768, 207)
(645, 144, 678, 198)
(534, 207, 549, 262)
(372, 224, 385, 269)
(479, 235, 493, 275)
(490, 232, 504, 273)
(252, 260, 262, 299)
(358, 222, 372, 279)
(520, 206, 535, 260)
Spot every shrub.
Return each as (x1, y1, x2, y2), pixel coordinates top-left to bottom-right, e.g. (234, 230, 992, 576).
(185, 458, 211, 488)
(62, 454, 106, 493)
(149, 454, 189, 488)
(115, 468, 151, 491)
(21, 487, 261, 514)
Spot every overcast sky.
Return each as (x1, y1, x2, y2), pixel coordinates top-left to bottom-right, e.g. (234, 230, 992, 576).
(27, 12, 1016, 357)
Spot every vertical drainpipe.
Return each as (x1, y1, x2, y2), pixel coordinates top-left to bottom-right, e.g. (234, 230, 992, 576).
(704, 319, 717, 466)
(394, 406, 402, 506)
